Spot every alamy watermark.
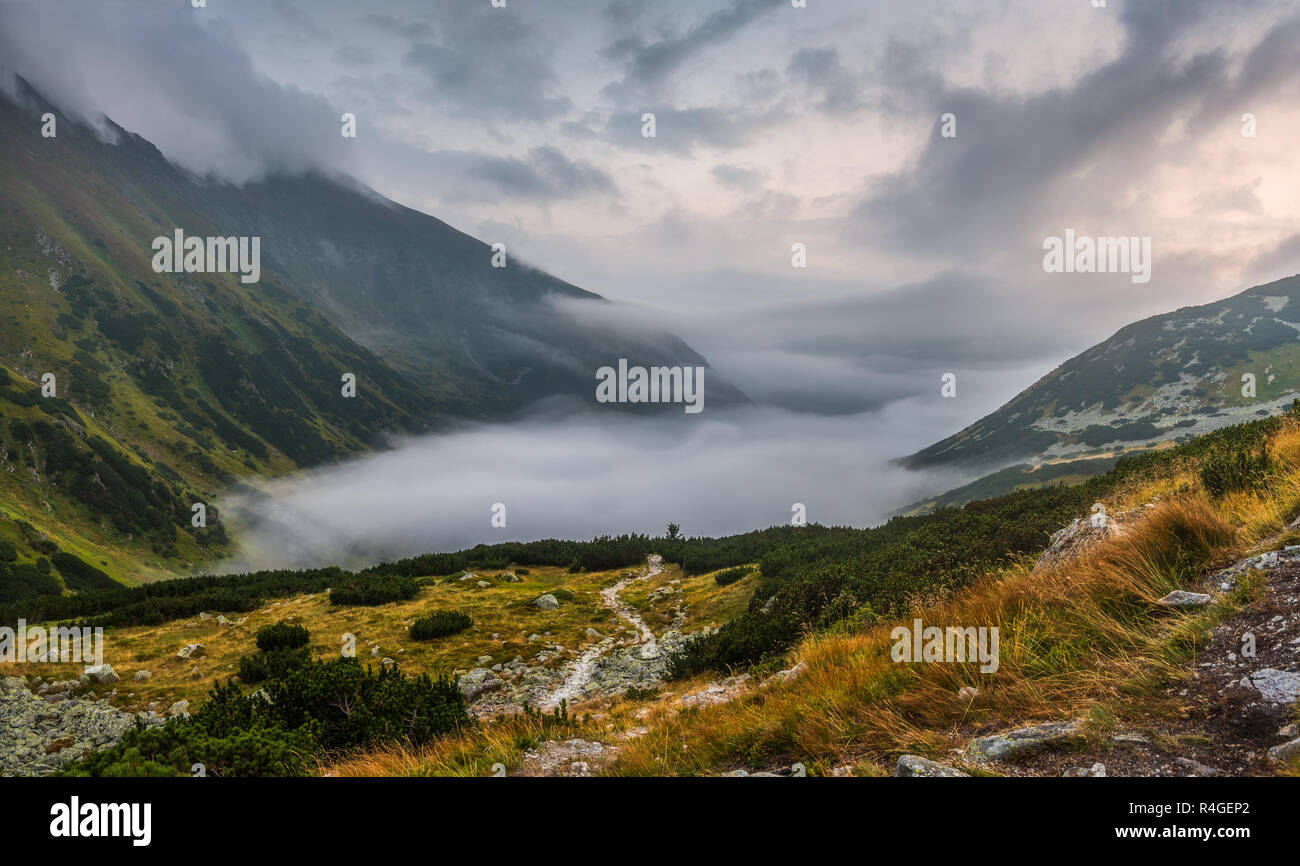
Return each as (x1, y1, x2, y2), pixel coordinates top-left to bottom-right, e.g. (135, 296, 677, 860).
(1042, 230, 1151, 284)
(595, 359, 704, 414)
(890, 618, 1000, 673)
(0, 620, 104, 666)
(151, 229, 260, 283)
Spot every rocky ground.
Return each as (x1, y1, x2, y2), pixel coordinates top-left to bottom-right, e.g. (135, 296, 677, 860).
(454, 555, 713, 718)
(0, 674, 165, 776)
(895, 540, 1300, 778)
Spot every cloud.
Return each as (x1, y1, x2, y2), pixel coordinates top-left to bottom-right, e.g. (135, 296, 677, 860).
(606, 105, 784, 154)
(853, 0, 1300, 267)
(0, 0, 356, 183)
(402, 5, 571, 122)
(224, 400, 986, 571)
(601, 0, 785, 96)
(711, 163, 764, 189)
(786, 46, 862, 116)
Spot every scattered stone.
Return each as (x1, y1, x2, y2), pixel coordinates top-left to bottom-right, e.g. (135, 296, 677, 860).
(81, 664, 119, 685)
(1156, 590, 1212, 607)
(175, 643, 205, 660)
(1063, 762, 1107, 777)
(1242, 668, 1300, 703)
(1174, 757, 1222, 777)
(1267, 737, 1300, 765)
(132, 670, 152, 683)
(894, 755, 968, 777)
(166, 700, 190, 717)
(534, 594, 560, 610)
(457, 668, 506, 702)
(965, 720, 1084, 763)
(762, 660, 808, 688)
(585, 628, 602, 642)
(198, 612, 214, 621)
(957, 686, 980, 701)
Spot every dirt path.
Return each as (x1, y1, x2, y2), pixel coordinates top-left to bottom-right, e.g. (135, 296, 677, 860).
(542, 554, 663, 708)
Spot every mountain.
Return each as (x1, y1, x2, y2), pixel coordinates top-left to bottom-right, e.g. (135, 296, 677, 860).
(0, 77, 735, 591)
(907, 274, 1300, 474)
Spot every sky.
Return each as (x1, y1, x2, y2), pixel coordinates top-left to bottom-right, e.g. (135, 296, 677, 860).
(4, 0, 1300, 564)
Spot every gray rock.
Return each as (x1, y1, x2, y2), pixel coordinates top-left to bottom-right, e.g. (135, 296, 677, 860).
(82, 664, 119, 685)
(1243, 668, 1300, 703)
(175, 643, 205, 660)
(132, 670, 152, 683)
(167, 700, 190, 717)
(458, 668, 506, 702)
(965, 720, 1084, 763)
(894, 755, 968, 777)
(534, 594, 560, 610)
(763, 660, 808, 688)
(1268, 737, 1300, 765)
(1174, 757, 1221, 777)
(1063, 762, 1107, 777)
(1156, 590, 1212, 607)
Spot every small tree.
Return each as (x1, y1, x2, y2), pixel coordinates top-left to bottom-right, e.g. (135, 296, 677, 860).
(666, 522, 681, 541)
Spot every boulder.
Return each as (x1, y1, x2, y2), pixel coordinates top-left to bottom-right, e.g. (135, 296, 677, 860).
(1243, 668, 1300, 703)
(1063, 762, 1107, 777)
(534, 594, 560, 610)
(965, 720, 1084, 763)
(132, 670, 152, 683)
(894, 755, 968, 777)
(175, 643, 205, 660)
(1267, 737, 1300, 765)
(457, 668, 505, 702)
(1174, 757, 1221, 776)
(81, 664, 119, 685)
(1156, 590, 1212, 607)
(167, 700, 190, 717)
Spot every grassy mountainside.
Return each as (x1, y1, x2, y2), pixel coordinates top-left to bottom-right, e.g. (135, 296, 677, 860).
(908, 274, 1300, 471)
(0, 77, 740, 597)
(8, 406, 1298, 777)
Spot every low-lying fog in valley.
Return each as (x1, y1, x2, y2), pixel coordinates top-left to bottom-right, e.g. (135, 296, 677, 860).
(223, 385, 1025, 571)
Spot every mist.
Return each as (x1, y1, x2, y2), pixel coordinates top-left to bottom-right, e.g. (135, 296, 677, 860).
(222, 399, 997, 572)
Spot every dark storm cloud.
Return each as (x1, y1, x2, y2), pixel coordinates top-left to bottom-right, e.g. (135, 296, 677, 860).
(401, 5, 571, 122)
(786, 47, 862, 117)
(460, 146, 615, 201)
(601, 0, 785, 93)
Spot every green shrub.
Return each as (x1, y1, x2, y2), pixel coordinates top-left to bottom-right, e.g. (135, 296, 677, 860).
(62, 657, 469, 777)
(329, 574, 418, 606)
(51, 552, 117, 591)
(238, 646, 310, 684)
(58, 717, 315, 777)
(255, 621, 310, 651)
(712, 566, 750, 586)
(1200, 447, 1272, 498)
(410, 610, 473, 641)
(667, 613, 801, 678)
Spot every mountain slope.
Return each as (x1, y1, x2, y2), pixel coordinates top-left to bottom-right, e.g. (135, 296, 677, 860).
(908, 274, 1300, 471)
(0, 78, 736, 593)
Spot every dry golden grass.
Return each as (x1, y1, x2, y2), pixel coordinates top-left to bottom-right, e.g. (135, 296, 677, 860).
(606, 492, 1242, 776)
